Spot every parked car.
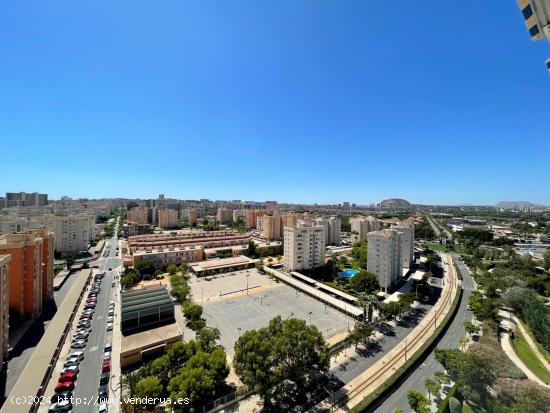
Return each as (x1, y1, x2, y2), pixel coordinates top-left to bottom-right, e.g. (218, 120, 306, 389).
(106, 316, 113, 323)
(68, 351, 84, 360)
(98, 384, 108, 398)
(103, 351, 111, 361)
(54, 382, 75, 393)
(98, 402, 108, 413)
(64, 358, 80, 367)
(101, 361, 110, 372)
(99, 372, 109, 385)
(106, 323, 113, 331)
(48, 399, 72, 412)
(58, 372, 77, 383)
(60, 366, 80, 375)
(104, 342, 112, 352)
(71, 340, 87, 349)
(50, 391, 72, 403)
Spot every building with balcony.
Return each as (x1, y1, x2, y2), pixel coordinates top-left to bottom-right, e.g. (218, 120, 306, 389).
(350, 216, 381, 243)
(0, 254, 10, 363)
(516, 0, 550, 70)
(127, 207, 149, 225)
(158, 208, 178, 229)
(283, 219, 326, 271)
(367, 229, 401, 293)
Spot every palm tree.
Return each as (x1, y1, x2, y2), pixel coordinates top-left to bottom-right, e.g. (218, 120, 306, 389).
(357, 293, 380, 324)
(121, 370, 142, 397)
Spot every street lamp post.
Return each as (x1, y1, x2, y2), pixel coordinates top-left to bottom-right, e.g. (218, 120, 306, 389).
(322, 385, 335, 413)
(308, 311, 312, 325)
(238, 327, 242, 338)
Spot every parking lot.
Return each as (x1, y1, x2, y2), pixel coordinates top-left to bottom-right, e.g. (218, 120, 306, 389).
(188, 268, 276, 303)
(201, 280, 351, 358)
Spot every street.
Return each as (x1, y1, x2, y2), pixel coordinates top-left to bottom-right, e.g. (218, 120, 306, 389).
(371, 254, 474, 412)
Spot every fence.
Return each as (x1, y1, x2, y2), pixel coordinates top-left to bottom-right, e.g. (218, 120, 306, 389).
(202, 386, 254, 413)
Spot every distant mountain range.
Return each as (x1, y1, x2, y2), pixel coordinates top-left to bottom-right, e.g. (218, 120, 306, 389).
(496, 201, 548, 209)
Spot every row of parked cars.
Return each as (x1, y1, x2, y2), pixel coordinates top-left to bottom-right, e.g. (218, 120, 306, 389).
(48, 273, 113, 412)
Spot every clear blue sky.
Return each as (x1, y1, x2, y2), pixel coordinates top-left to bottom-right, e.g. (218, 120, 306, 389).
(1, 1, 549, 205)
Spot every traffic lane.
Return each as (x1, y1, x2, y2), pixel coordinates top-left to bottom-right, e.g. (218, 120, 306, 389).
(72, 270, 112, 412)
(374, 262, 473, 412)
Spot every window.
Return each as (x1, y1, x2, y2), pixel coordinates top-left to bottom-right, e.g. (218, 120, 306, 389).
(529, 24, 540, 36)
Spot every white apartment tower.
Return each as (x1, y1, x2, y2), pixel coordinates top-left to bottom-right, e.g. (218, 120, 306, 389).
(284, 220, 326, 271)
(392, 220, 415, 269)
(350, 216, 381, 243)
(367, 229, 401, 293)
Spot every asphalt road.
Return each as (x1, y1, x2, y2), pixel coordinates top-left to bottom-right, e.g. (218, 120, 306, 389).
(332, 291, 440, 385)
(71, 222, 121, 413)
(372, 254, 475, 413)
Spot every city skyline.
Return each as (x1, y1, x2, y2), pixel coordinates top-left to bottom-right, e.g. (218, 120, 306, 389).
(1, 1, 549, 205)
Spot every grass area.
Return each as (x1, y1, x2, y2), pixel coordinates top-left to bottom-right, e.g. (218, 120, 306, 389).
(512, 329, 550, 384)
(426, 242, 447, 251)
(519, 318, 550, 364)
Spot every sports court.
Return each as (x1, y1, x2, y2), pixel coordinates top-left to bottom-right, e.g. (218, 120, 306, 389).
(200, 279, 351, 358)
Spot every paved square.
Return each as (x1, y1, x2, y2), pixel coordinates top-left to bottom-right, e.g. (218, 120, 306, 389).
(201, 282, 351, 358)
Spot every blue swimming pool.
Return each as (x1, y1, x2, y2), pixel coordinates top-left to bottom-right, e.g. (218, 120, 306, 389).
(338, 269, 359, 278)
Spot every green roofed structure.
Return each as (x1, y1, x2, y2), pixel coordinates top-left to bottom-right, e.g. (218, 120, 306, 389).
(121, 286, 175, 335)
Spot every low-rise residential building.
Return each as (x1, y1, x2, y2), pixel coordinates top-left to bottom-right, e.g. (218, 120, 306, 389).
(0, 254, 10, 363)
(367, 229, 402, 293)
(133, 246, 204, 267)
(189, 255, 257, 275)
(283, 219, 326, 271)
(158, 208, 178, 229)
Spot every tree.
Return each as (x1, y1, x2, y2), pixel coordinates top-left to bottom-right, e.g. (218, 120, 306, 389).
(357, 293, 379, 323)
(459, 336, 469, 351)
(393, 409, 404, 413)
(246, 240, 258, 258)
(167, 264, 177, 275)
(135, 260, 156, 278)
(349, 322, 373, 349)
(197, 327, 221, 353)
(134, 376, 163, 405)
(449, 397, 462, 413)
(407, 389, 430, 413)
(183, 302, 203, 322)
(350, 270, 380, 294)
(543, 250, 550, 270)
(233, 316, 330, 409)
(121, 370, 142, 397)
(434, 370, 450, 387)
(463, 321, 480, 337)
(424, 378, 441, 402)
(351, 240, 369, 268)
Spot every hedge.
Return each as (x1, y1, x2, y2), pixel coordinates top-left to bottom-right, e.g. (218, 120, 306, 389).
(349, 283, 464, 412)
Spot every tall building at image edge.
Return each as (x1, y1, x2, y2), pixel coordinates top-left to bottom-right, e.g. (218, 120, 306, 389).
(0, 255, 10, 364)
(516, 0, 550, 71)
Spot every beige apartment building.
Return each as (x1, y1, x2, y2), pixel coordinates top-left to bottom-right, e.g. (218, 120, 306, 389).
(216, 208, 232, 224)
(0, 217, 29, 236)
(350, 216, 381, 243)
(367, 229, 401, 293)
(127, 207, 149, 225)
(0, 254, 10, 363)
(188, 208, 198, 225)
(158, 209, 178, 229)
(245, 209, 263, 229)
(315, 216, 341, 246)
(32, 214, 95, 253)
(281, 213, 301, 229)
(262, 214, 282, 241)
(283, 220, 326, 271)
(133, 245, 204, 267)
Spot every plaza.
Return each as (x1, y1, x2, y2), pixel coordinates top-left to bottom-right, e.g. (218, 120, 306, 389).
(191, 270, 351, 358)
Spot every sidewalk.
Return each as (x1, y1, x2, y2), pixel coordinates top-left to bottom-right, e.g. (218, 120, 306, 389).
(312, 253, 459, 412)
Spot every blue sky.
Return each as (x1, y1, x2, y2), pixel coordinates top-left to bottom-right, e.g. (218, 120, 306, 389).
(1, 1, 549, 205)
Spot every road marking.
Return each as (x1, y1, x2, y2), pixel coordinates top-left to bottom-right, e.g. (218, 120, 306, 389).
(90, 346, 98, 352)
